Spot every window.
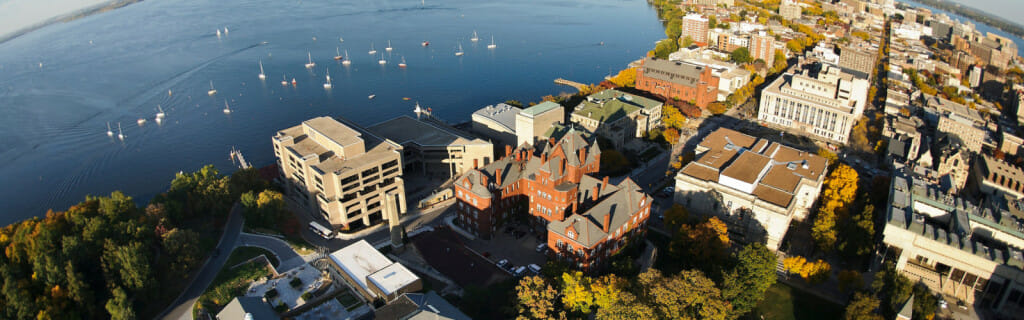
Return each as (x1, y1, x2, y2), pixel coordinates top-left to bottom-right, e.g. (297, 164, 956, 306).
(567, 230, 575, 239)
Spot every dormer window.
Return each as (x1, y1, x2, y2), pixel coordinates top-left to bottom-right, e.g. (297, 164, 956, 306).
(567, 230, 576, 239)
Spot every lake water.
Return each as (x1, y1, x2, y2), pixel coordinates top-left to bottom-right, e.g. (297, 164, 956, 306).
(900, 0, 1024, 49)
(0, 0, 665, 225)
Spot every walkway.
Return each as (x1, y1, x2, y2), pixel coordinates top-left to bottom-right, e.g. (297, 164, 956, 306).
(238, 233, 305, 271)
(159, 203, 244, 320)
(554, 78, 588, 91)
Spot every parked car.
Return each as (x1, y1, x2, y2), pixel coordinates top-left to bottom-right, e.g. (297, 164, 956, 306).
(939, 298, 948, 309)
(503, 263, 516, 273)
(514, 266, 527, 277)
(536, 243, 547, 252)
(496, 259, 509, 269)
(528, 264, 542, 275)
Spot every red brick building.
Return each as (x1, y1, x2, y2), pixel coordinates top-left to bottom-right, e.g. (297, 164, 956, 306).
(453, 131, 651, 270)
(636, 56, 720, 109)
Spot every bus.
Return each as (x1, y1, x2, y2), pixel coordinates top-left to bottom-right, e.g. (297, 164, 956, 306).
(308, 221, 335, 239)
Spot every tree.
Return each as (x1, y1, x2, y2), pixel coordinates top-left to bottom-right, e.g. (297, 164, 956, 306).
(707, 102, 728, 115)
(596, 292, 656, 319)
(671, 217, 729, 272)
(560, 272, 594, 313)
(591, 275, 626, 310)
(105, 286, 136, 320)
(708, 15, 718, 28)
(682, 36, 695, 48)
(516, 276, 561, 320)
(838, 270, 864, 293)
(101, 241, 153, 293)
(843, 292, 883, 320)
(663, 128, 680, 144)
(505, 100, 523, 108)
(654, 39, 678, 59)
(812, 206, 838, 251)
(637, 269, 732, 320)
(722, 243, 777, 316)
(783, 256, 831, 283)
(663, 204, 689, 233)
(662, 105, 687, 129)
(161, 228, 201, 276)
(608, 67, 637, 87)
(787, 39, 806, 53)
(730, 47, 752, 64)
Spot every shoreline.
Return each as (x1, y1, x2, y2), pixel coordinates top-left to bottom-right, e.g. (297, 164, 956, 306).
(903, 0, 1024, 41)
(0, 0, 141, 45)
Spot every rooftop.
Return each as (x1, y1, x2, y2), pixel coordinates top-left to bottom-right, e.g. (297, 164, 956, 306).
(275, 116, 401, 176)
(328, 240, 394, 298)
(472, 103, 521, 132)
(367, 262, 419, 296)
(520, 101, 563, 117)
(572, 89, 662, 124)
(368, 115, 486, 147)
(640, 56, 709, 87)
(548, 178, 648, 247)
(216, 297, 278, 320)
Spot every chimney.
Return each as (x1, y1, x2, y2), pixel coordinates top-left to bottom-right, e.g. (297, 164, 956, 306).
(495, 168, 503, 186)
(549, 137, 556, 146)
(603, 214, 610, 233)
(579, 147, 587, 164)
(515, 151, 522, 162)
(527, 151, 532, 160)
(481, 174, 488, 187)
(506, 145, 513, 157)
(592, 186, 599, 201)
(602, 176, 609, 190)
(473, 158, 479, 169)
(572, 201, 578, 214)
(559, 159, 565, 176)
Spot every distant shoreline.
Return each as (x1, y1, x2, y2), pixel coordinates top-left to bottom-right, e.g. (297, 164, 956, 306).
(0, 0, 141, 45)
(904, 0, 1024, 40)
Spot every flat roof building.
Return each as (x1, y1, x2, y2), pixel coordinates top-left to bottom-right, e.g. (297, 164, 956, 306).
(273, 116, 407, 231)
(758, 62, 869, 144)
(471, 103, 521, 149)
(674, 128, 828, 250)
(516, 101, 565, 147)
(974, 155, 1024, 200)
(327, 240, 422, 302)
(368, 115, 493, 180)
(681, 13, 709, 44)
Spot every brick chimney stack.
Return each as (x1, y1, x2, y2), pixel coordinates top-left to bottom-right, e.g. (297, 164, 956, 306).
(516, 151, 522, 162)
(474, 159, 479, 169)
(495, 168, 503, 186)
(506, 145, 513, 157)
(592, 186, 599, 201)
(481, 173, 488, 187)
(602, 176, 609, 190)
(559, 159, 565, 176)
(572, 201, 578, 214)
(579, 147, 587, 164)
(603, 214, 610, 233)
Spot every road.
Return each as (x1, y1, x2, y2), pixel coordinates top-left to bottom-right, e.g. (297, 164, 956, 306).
(238, 233, 305, 271)
(159, 203, 244, 320)
(296, 200, 456, 252)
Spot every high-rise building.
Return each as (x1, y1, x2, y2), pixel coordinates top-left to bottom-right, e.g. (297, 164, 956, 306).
(681, 13, 709, 44)
(273, 116, 407, 230)
(969, 65, 984, 88)
(757, 63, 869, 144)
(838, 45, 878, 76)
(749, 31, 776, 65)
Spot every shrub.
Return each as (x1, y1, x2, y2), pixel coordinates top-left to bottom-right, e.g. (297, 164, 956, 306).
(290, 277, 302, 288)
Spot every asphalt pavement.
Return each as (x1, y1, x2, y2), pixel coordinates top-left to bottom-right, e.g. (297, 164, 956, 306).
(238, 233, 305, 271)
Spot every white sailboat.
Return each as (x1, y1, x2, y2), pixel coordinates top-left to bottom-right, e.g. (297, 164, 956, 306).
(281, 75, 289, 86)
(334, 47, 343, 60)
(106, 122, 114, 137)
(137, 118, 146, 126)
(323, 69, 333, 89)
(342, 50, 351, 66)
(368, 94, 376, 99)
(399, 56, 407, 68)
(454, 42, 464, 56)
(368, 42, 377, 55)
(207, 81, 217, 96)
(224, 27, 229, 35)
(470, 30, 479, 42)
(223, 100, 232, 114)
(258, 59, 266, 80)
(487, 35, 497, 49)
(216, 29, 221, 37)
(305, 52, 316, 68)
(385, 40, 393, 52)
(378, 53, 387, 65)
(117, 123, 125, 141)
(339, 36, 344, 43)
(156, 105, 165, 119)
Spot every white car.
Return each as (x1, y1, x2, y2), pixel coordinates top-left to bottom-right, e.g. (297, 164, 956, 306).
(514, 266, 527, 277)
(528, 263, 542, 275)
(496, 259, 509, 269)
(536, 243, 547, 252)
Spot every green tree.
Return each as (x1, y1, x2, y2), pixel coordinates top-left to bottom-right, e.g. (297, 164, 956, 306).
(722, 243, 777, 316)
(161, 228, 201, 276)
(663, 204, 689, 233)
(730, 47, 752, 64)
(596, 292, 656, 319)
(105, 286, 136, 320)
(101, 240, 153, 293)
(682, 35, 695, 48)
(708, 15, 718, 28)
(637, 269, 733, 320)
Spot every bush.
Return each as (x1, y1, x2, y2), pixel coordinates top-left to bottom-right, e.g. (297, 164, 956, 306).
(290, 277, 303, 288)
(301, 292, 313, 301)
(265, 288, 279, 299)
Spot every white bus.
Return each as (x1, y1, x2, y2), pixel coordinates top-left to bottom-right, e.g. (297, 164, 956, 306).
(308, 221, 334, 239)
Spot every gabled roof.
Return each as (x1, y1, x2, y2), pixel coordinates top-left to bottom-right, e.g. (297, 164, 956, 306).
(572, 89, 663, 123)
(549, 178, 648, 247)
(216, 297, 277, 320)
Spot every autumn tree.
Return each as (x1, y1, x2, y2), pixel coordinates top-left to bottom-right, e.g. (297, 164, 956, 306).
(843, 292, 883, 320)
(591, 274, 626, 310)
(663, 128, 681, 144)
(838, 269, 864, 293)
(608, 67, 637, 87)
(560, 272, 594, 313)
(671, 217, 729, 271)
(783, 256, 832, 283)
(516, 276, 562, 320)
(663, 204, 690, 233)
(596, 292, 656, 319)
(707, 102, 728, 115)
(637, 269, 733, 320)
(722, 243, 777, 317)
(814, 164, 859, 251)
(662, 104, 687, 129)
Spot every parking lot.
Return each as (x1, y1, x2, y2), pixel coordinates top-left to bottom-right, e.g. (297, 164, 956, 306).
(411, 227, 510, 288)
(463, 222, 549, 277)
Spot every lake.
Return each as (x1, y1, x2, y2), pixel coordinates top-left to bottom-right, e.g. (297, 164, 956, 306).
(900, 0, 1024, 49)
(0, 0, 665, 225)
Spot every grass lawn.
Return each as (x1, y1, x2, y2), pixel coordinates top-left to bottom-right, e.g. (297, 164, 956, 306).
(194, 247, 277, 317)
(748, 283, 844, 320)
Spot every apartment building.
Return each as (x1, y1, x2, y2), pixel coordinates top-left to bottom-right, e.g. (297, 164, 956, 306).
(779, 0, 802, 20)
(636, 56, 720, 109)
(936, 110, 987, 154)
(674, 128, 828, 250)
(750, 31, 776, 65)
(681, 13, 709, 44)
(453, 131, 652, 270)
(758, 62, 869, 144)
(880, 166, 1024, 317)
(839, 44, 878, 77)
(368, 115, 493, 180)
(273, 116, 407, 230)
(569, 89, 663, 151)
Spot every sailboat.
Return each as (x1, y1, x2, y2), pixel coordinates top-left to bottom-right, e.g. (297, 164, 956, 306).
(323, 69, 333, 89)
(487, 35, 497, 49)
(137, 118, 146, 126)
(207, 81, 217, 96)
(399, 56, 407, 68)
(281, 75, 289, 86)
(291, 78, 297, 86)
(454, 42, 464, 56)
(339, 36, 344, 42)
(258, 59, 266, 80)
(216, 29, 221, 37)
(368, 42, 377, 55)
(224, 27, 229, 35)
(470, 30, 479, 42)
(378, 53, 387, 65)
(305, 52, 316, 68)
(117, 123, 125, 141)
(156, 105, 166, 119)
(106, 122, 114, 137)
(223, 100, 232, 114)
(385, 40, 393, 52)
(342, 50, 351, 65)
(334, 47, 343, 60)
